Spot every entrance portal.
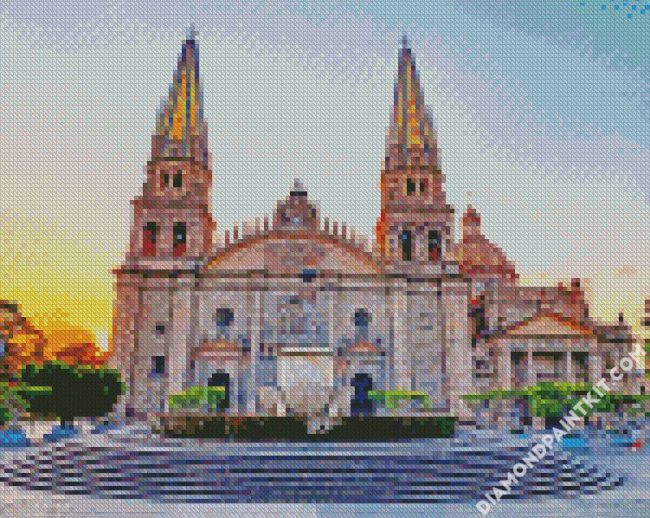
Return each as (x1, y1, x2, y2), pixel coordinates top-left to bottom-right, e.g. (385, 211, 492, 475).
(351, 373, 374, 416)
(207, 371, 230, 410)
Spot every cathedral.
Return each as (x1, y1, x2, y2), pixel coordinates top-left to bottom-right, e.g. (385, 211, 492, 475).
(110, 34, 638, 421)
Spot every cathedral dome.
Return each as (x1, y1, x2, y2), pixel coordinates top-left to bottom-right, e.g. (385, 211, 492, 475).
(448, 205, 517, 282)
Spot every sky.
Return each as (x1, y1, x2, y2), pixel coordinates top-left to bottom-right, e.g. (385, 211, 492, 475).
(0, 0, 648, 349)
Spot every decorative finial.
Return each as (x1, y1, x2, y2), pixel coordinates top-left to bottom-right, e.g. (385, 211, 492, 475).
(401, 33, 410, 50)
(187, 24, 197, 41)
(291, 177, 306, 194)
(466, 191, 473, 208)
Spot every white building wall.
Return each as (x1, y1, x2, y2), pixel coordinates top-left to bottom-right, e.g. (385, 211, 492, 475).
(442, 280, 472, 419)
(407, 284, 445, 406)
(113, 267, 484, 419)
(109, 277, 140, 412)
(130, 285, 173, 413)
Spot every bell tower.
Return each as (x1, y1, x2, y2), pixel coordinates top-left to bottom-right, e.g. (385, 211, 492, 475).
(127, 30, 215, 268)
(376, 37, 454, 268)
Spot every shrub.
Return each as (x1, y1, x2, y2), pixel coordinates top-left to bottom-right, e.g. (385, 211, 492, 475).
(21, 361, 123, 425)
(168, 386, 225, 412)
(368, 389, 431, 409)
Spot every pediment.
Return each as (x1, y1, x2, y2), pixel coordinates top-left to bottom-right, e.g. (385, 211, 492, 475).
(204, 231, 381, 275)
(347, 340, 383, 355)
(501, 313, 594, 338)
(191, 339, 242, 358)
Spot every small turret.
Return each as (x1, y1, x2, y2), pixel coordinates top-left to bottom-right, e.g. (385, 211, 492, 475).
(273, 179, 320, 231)
(449, 205, 517, 285)
(461, 205, 482, 240)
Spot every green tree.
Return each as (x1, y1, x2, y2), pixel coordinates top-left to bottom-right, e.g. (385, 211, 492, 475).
(463, 382, 650, 425)
(0, 382, 51, 426)
(0, 383, 23, 426)
(21, 361, 124, 426)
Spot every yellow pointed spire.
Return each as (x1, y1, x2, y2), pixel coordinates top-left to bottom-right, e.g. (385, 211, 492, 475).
(386, 38, 438, 167)
(152, 29, 209, 166)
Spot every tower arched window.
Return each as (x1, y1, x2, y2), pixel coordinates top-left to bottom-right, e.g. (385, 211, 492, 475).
(428, 229, 442, 262)
(173, 170, 183, 188)
(143, 222, 158, 257)
(400, 229, 412, 261)
(406, 178, 416, 195)
(354, 309, 371, 340)
(172, 222, 187, 256)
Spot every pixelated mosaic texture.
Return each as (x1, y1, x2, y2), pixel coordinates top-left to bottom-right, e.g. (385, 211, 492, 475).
(1, 2, 649, 517)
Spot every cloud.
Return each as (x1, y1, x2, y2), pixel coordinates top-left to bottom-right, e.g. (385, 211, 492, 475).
(1, 3, 648, 337)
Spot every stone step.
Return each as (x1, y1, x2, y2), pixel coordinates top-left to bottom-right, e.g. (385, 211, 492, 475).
(0, 440, 622, 504)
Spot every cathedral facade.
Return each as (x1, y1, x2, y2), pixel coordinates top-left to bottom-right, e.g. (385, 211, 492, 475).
(110, 35, 638, 420)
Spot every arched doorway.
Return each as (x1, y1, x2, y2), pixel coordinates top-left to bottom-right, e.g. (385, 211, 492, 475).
(351, 373, 374, 416)
(207, 371, 230, 410)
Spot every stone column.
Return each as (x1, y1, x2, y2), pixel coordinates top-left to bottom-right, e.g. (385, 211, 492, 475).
(589, 352, 603, 383)
(565, 351, 573, 382)
(526, 346, 534, 387)
(328, 286, 335, 354)
(498, 348, 511, 389)
(385, 285, 395, 389)
(392, 282, 409, 390)
(229, 363, 239, 415)
(247, 286, 262, 414)
(327, 286, 340, 394)
(186, 280, 200, 388)
(167, 284, 192, 404)
(108, 277, 141, 416)
(443, 280, 472, 420)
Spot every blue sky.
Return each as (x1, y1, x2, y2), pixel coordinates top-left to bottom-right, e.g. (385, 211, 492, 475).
(0, 0, 648, 340)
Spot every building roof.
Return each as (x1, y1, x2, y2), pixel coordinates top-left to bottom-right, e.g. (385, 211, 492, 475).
(385, 37, 438, 168)
(486, 308, 638, 347)
(151, 31, 209, 167)
(204, 211, 382, 276)
(446, 205, 517, 281)
(204, 180, 382, 275)
(486, 311, 595, 343)
(592, 315, 637, 344)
